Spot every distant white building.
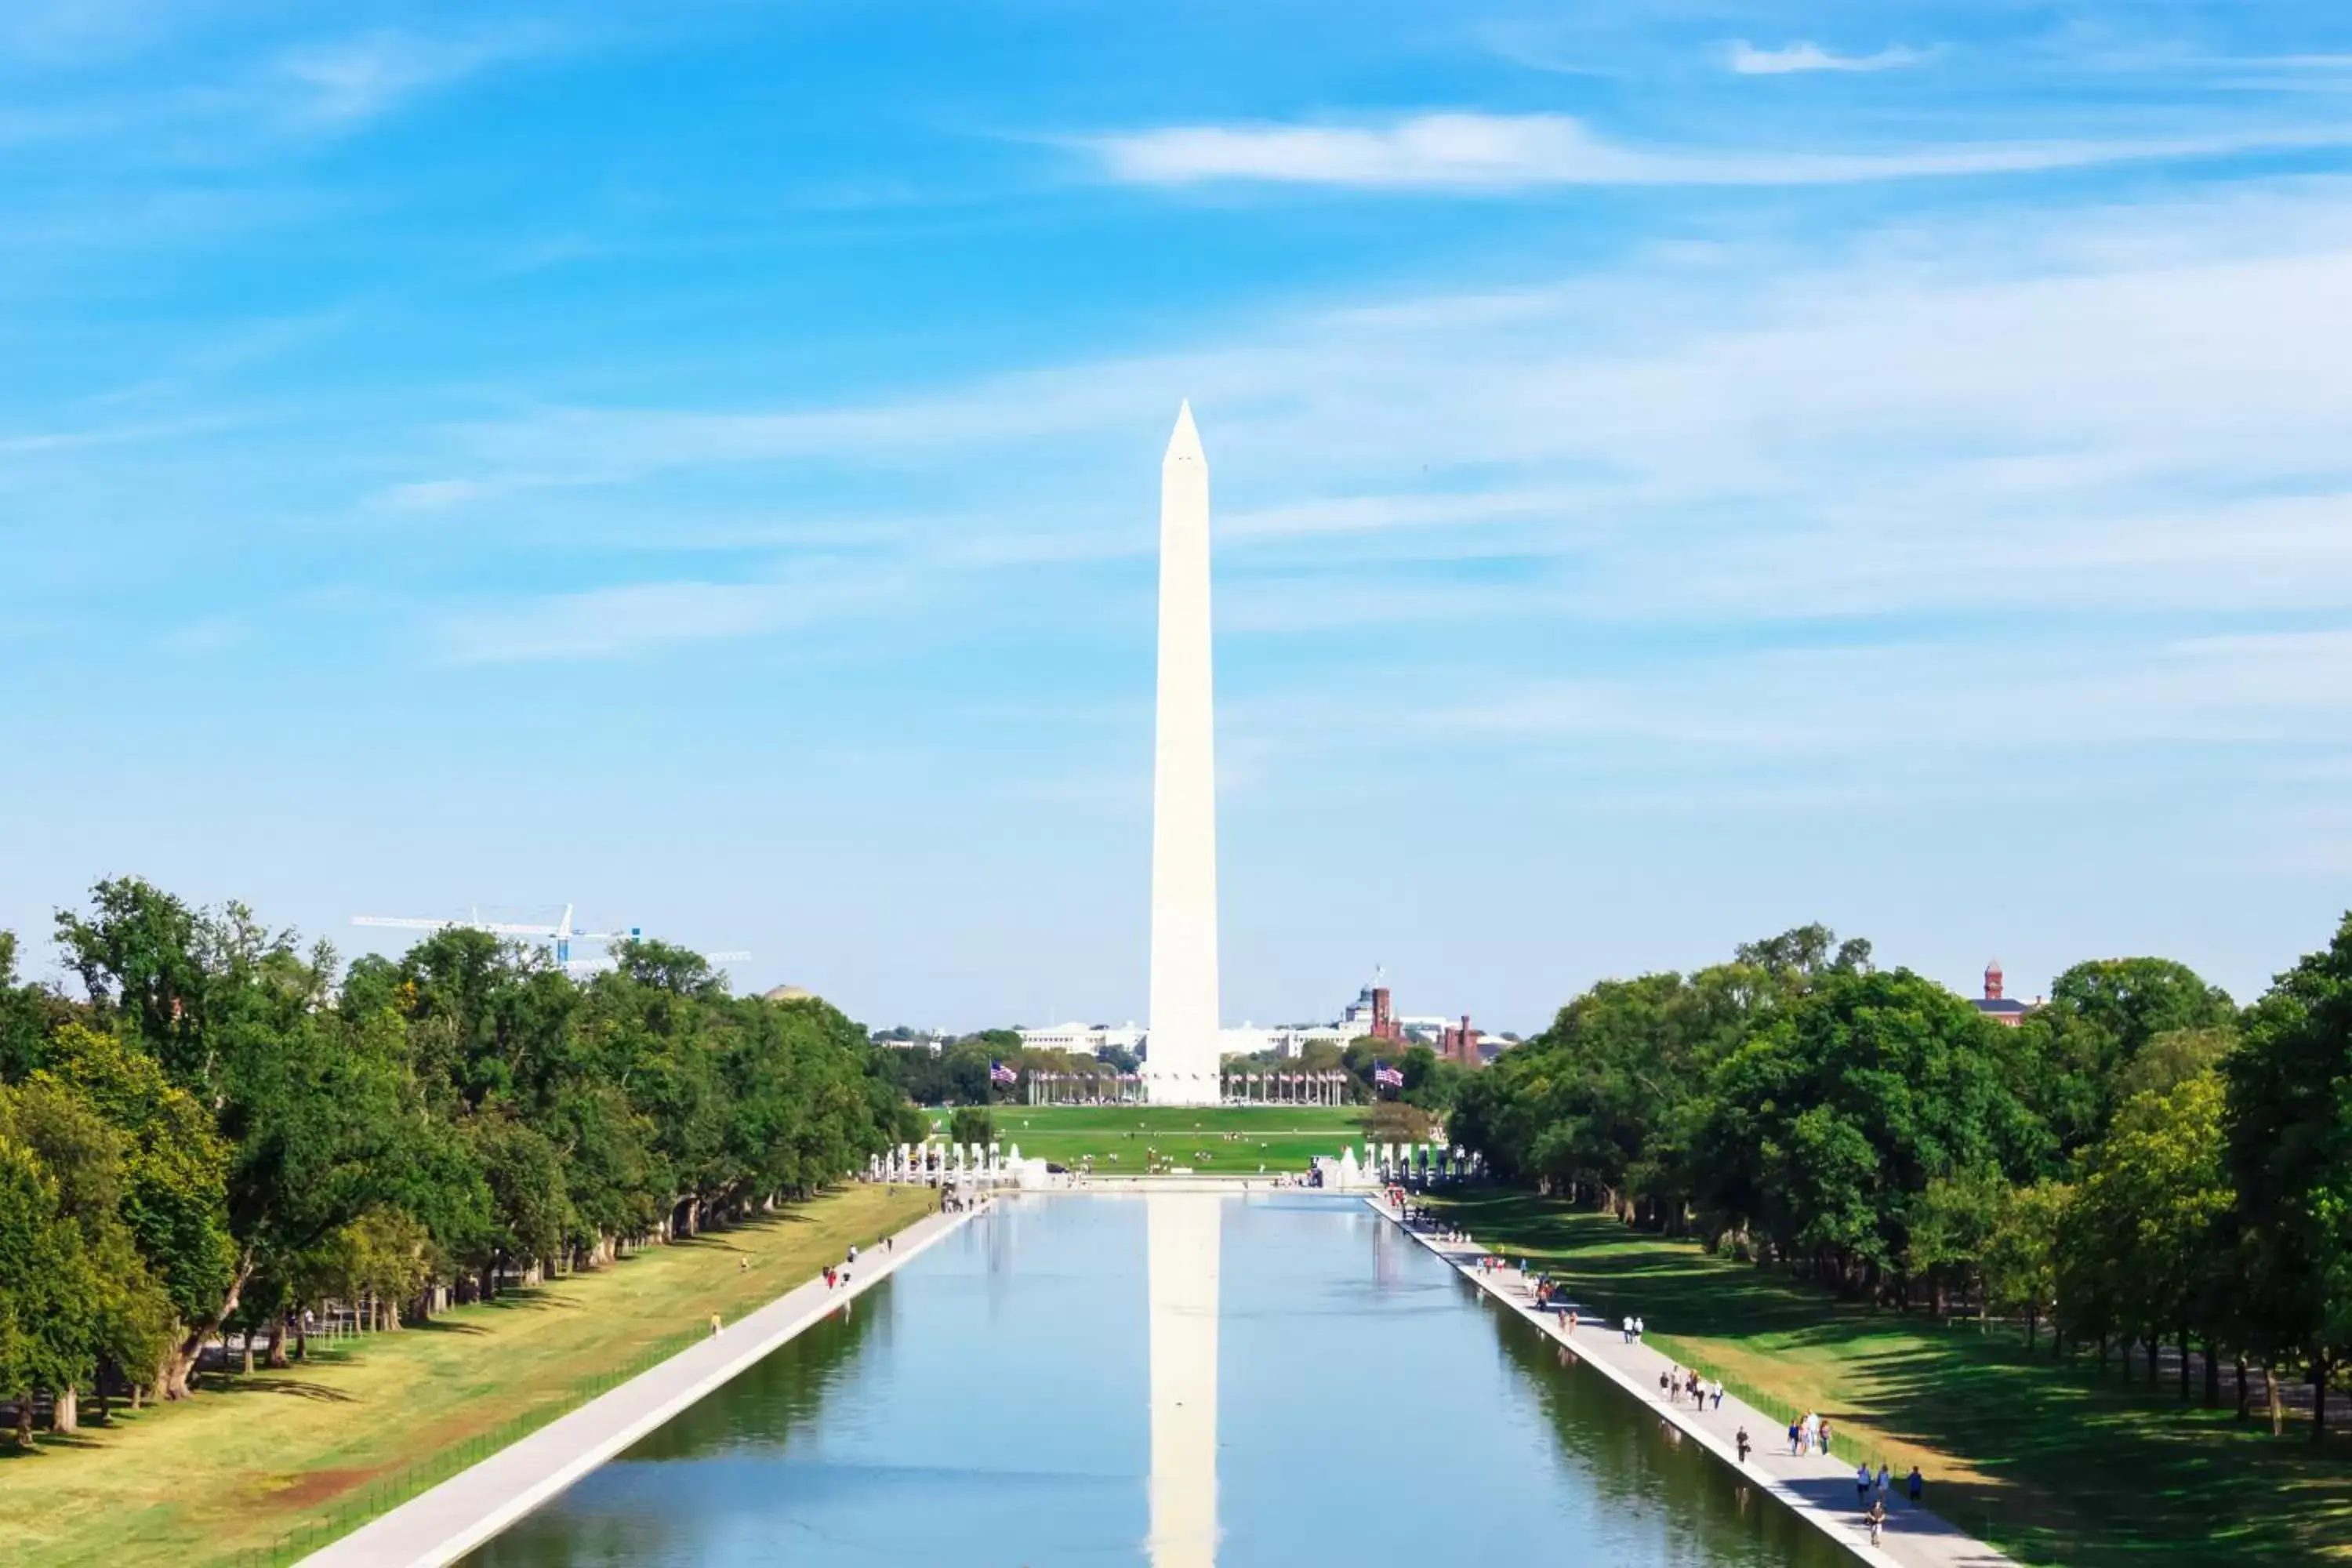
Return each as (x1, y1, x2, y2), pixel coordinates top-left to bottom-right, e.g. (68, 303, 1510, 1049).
(870, 1029, 950, 1054)
(1018, 1021, 1145, 1058)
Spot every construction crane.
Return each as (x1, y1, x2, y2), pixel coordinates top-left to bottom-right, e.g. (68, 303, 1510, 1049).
(350, 905, 748, 975)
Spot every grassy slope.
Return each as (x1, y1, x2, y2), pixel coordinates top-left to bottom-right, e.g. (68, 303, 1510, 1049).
(974, 1104, 1365, 1172)
(1436, 1190, 2352, 1568)
(0, 1184, 935, 1568)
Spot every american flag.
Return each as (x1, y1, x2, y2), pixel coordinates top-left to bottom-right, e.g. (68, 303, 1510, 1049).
(989, 1060, 1018, 1084)
(1373, 1062, 1404, 1089)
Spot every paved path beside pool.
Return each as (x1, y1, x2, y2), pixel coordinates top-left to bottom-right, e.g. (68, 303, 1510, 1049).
(303, 1200, 978, 1568)
(1368, 1196, 2016, 1568)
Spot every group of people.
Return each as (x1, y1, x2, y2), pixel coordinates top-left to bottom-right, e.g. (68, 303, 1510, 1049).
(1661, 1366, 1725, 1410)
(1854, 1463, 1928, 1544)
(822, 1236, 895, 1291)
(1531, 1276, 1577, 1327)
(1788, 1410, 1833, 1456)
(1619, 1314, 1646, 1342)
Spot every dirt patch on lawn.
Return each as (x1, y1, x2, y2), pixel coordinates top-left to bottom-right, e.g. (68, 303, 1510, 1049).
(263, 1465, 384, 1508)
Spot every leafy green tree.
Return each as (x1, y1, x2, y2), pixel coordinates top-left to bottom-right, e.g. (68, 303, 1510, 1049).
(1702, 968, 2045, 1297)
(1982, 1178, 2070, 1348)
(2226, 913, 2352, 1441)
(0, 1132, 103, 1444)
(1459, 960, 1777, 1230)
(0, 933, 76, 1083)
(1734, 924, 1873, 981)
(949, 1106, 995, 1145)
(2061, 1073, 2233, 1398)
(38, 1025, 234, 1390)
(53, 883, 417, 1396)
(1907, 1163, 2009, 1320)
(2020, 958, 2236, 1159)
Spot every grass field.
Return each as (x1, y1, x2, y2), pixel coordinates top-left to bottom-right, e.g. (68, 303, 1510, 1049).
(0, 1183, 934, 1568)
(1434, 1189, 2352, 1568)
(953, 1104, 1366, 1173)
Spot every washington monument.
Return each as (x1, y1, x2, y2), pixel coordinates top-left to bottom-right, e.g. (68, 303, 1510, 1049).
(1145, 403, 1221, 1107)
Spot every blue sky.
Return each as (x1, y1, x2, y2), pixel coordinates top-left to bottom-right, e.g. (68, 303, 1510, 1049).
(4, 1, 2350, 1033)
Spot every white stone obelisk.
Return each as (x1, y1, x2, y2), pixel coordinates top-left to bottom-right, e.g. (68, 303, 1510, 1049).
(1147, 402, 1221, 1108)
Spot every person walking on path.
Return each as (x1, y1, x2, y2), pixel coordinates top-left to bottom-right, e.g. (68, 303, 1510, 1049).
(1856, 1464, 1873, 1506)
(1866, 1499, 1888, 1548)
(1907, 1466, 1924, 1507)
(1788, 1420, 1802, 1456)
(1875, 1463, 1891, 1504)
(1711, 1378, 1725, 1410)
(1622, 1315, 1635, 1343)
(1736, 1427, 1751, 1465)
(1634, 1316, 1646, 1341)
(1819, 1417, 1835, 1455)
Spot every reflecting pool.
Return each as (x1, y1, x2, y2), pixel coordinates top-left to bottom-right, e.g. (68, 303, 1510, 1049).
(465, 1194, 1846, 1567)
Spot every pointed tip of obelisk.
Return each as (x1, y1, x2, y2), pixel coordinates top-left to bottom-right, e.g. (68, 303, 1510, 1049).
(1167, 400, 1202, 460)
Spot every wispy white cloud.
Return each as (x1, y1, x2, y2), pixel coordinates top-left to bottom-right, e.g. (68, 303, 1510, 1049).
(1087, 111, 2352, 190)
(1428, 629, 2352, 754)
(435, 568, 909, 664)
(1728, 41, 1935, 76)
(0, 22, 554, 163)
(274, 27, 540, 130)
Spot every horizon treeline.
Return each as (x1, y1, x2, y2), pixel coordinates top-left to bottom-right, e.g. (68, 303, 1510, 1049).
(0, 878, 916, 1441)
(1451, 916, 2352, 1439)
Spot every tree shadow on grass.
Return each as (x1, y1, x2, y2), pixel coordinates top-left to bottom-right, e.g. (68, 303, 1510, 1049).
(0, 1429, 111, 1458)
(218, 1378, 357, 1405)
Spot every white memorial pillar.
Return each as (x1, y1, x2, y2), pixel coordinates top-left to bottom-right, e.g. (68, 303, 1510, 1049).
(1145, 405, 1221, 1108)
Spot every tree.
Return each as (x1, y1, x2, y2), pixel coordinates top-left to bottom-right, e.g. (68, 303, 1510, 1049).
(1982, 1179, 2070, 1348)
(0, 1076, 179, 1423)
(949, 1106, 995, 1146)
(2226, 913, 2352, 1441)
(1907, 1163, 2009, 1321)
(53, 884, 417, 1396)
(2020, 958, 2236, 1159)
(2060, 1073, 2233, 1399)
(36, 1025, 233, 1396)
(1734, 924, 1873, 982)
(0, 1134, 97, 1444)
(1701, 968, 2045, 1298)
(0, 932, 74, 1083)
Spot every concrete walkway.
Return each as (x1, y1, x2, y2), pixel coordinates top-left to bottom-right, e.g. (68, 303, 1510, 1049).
(1369, 1197, 2016, 1568)
(303, 1201, 977, 1568)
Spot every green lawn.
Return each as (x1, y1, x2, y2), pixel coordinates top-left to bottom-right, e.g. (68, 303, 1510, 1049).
(1434, 1189, 2352, 1568)
(0, 1184, 935, 1568)
(951, 1104, 1366, 1173)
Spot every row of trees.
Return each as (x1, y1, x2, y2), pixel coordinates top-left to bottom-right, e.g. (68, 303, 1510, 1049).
(0, 880, 914, 1442)
(1451, 919, 2352, 1440)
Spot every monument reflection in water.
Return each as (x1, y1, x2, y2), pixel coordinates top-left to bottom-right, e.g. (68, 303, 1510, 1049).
(1145, 1195, 1218, 1567)
(466, 1196, 1847, 1568)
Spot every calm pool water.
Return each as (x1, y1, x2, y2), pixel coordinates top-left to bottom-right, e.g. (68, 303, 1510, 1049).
(465, 1194, 1844, 1566)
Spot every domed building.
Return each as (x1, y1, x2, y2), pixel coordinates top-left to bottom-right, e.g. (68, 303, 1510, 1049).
(760, 983, 816, 1004)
